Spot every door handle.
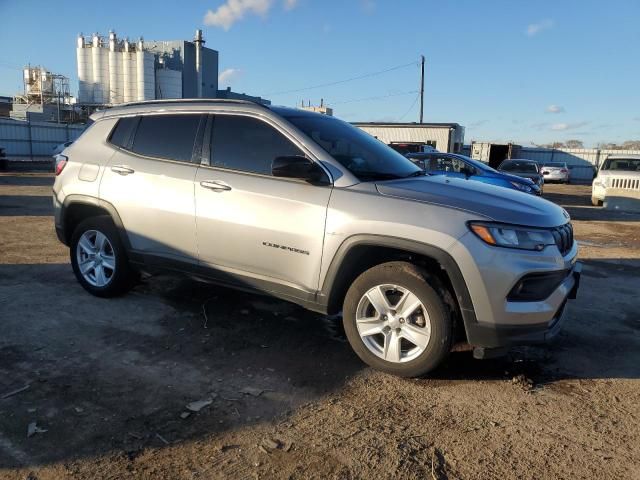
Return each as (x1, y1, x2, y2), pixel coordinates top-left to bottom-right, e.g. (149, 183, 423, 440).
(111, 165, 135, 176)
(200, 180, 232, 192)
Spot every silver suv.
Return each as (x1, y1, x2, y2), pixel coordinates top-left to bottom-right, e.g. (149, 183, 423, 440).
(53, 99, 581, 377)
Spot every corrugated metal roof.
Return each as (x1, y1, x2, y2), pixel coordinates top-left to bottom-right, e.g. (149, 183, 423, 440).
(352, 122, 461, 128)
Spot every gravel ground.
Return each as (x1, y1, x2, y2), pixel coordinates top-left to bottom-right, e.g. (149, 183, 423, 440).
(0, 174, 639, 479)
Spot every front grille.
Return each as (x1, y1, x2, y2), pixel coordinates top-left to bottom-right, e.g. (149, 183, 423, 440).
(551, 223, 574, 256)
(609, 177, 640, 191)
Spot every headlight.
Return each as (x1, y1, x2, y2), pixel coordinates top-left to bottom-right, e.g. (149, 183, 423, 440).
(468, 222, 556, 251)
(509, 181, 532, 192)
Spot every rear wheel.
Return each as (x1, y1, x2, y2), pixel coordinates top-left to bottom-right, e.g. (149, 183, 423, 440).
(343, 262, 452, 377)
(70, 216, 134, 297)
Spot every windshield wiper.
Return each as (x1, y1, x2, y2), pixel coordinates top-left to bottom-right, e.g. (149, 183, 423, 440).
(352, 171, 404, 181)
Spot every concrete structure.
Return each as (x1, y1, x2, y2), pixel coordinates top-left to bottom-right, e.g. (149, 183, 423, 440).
(77, 30, 217, 104)
(353, 122, 465, 154)
(299, 100, 333, 116)
(76, 29, 268, 107)
(11, 66, 74, 122)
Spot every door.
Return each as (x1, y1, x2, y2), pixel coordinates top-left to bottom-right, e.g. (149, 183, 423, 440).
(194, 114, 332, 294)
(99, 113, 204, 263)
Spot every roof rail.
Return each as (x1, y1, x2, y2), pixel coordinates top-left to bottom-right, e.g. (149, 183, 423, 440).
(113, 98, 266, 108)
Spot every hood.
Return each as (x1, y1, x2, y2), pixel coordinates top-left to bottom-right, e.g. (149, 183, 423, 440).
(376, 176, 568, 228)
(503, 171, 541, 181)
(598, 170, 640, 178)
(493, 171, 535, 185)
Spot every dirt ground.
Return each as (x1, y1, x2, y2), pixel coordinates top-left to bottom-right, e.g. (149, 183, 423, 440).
(1, 174, 639, 480)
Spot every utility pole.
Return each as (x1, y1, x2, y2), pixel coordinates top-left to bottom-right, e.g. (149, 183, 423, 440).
(419, 55, 425, 123)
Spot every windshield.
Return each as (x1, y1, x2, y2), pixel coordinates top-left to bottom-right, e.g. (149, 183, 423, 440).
(500, 161, 538, 173)
(278, 110, 422, 181)
(543, 162, 566, 168)
(601, 158, 640, 171)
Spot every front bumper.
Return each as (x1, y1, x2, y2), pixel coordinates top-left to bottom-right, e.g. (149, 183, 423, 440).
(465, 263, 581, 348)
(450, 231, 581, 349)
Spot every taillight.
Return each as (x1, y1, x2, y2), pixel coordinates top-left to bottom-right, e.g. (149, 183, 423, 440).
(560, 168, 568, 173)
(54, 154, 68, 176)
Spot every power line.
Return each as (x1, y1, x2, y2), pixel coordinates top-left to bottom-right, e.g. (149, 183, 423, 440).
(328, 90, 418, 106)
(398, 94, 420, 121)
(262, 60, 418, 97)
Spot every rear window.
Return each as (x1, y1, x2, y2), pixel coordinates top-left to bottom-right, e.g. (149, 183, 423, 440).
(131, 114, 202, 163)
(109, 117, 138, 148)
(500, 161, 538, 173)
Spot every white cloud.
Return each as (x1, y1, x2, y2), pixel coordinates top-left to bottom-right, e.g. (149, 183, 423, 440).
(551, 121, 589, 131)
(526, 19, 554, 36)
(218, 68, 243, 86)
(468, 120, 488, 128)
(361, 0, 376, 13)
(204, 0, 298, 30)
(545, 104, 564, 113)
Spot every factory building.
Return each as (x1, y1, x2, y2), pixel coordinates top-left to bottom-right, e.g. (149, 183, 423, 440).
(11, 66, 74, 122)
(76, 29, 267, 106)
(353, 122, 465, 154)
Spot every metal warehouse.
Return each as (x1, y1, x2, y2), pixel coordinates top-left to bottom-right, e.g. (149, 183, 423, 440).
(353, 122, 465, 154)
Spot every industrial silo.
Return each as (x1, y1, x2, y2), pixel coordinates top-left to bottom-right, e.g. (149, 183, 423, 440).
(76, 34, 93, 103)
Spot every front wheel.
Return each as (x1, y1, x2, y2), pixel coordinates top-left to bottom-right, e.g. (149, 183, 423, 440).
(343, 262, 452, 377)
(70, 216, 134, 297)
(591, 196, 603, 207)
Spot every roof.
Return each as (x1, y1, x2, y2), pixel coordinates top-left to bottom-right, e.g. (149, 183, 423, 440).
(91, 98, 268, 121)
(113, 98, 263, 108)
(352, 122, 462, 128)
(606, 154, 640, 160)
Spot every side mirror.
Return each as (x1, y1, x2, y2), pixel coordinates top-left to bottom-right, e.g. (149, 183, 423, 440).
(272, 155, 330, 185)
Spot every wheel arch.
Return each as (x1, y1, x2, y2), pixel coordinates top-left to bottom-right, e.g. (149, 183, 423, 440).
(60, 195, 131, 251)
(320, 235, 477, 340)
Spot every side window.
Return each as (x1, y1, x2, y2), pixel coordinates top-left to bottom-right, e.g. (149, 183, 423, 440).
(210, 115, 303, 175)
(131, 114, 202, 162)
(109, 117, 138, 148)
(431, 155, 473, 174)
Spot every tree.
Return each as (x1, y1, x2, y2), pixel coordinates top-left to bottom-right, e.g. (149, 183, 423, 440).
(564, 139, 584, 149)
(621, 140, 640, 150)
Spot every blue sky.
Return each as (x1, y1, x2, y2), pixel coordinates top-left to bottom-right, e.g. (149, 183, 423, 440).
(1, 0, 639, 146)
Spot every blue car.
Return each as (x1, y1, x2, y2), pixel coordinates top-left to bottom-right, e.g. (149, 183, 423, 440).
(406, 152, 541, 195)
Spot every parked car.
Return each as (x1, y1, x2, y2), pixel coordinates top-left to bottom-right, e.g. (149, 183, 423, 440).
(541, 162, 570, 184)
(406, 152, 541, 195)
(498, 159, 544, 193)
(52, 141, 73, 157)
(591, 154, 640, 206)
(53, 99, 580, 377)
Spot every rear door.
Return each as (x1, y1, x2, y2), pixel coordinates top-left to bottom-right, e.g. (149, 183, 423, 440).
(99, 113, 204, 263)
(194, 113, 332, 294)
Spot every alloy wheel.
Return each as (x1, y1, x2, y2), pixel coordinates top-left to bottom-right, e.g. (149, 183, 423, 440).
(355, 284, 431, 363)
(76, 230, 116, 287)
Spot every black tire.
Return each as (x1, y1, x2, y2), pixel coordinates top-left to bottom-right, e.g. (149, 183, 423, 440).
(591, 196, 603, 207)
(70, 216, 134, 297)
(343, 261, 452, 377)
